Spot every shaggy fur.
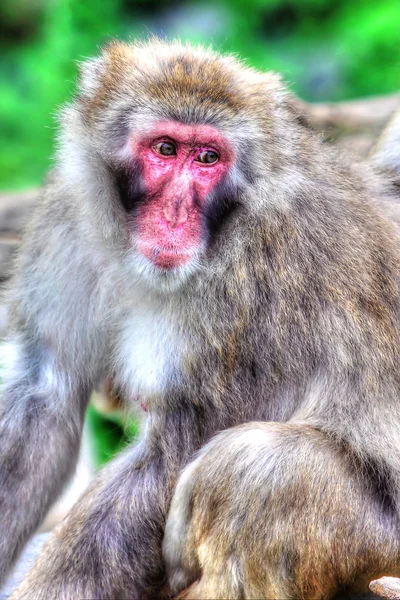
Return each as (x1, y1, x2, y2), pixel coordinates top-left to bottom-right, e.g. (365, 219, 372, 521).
(0, 39, 400, 599)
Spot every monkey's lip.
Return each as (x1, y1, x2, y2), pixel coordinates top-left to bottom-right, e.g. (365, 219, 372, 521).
(142, 247, 192, 269)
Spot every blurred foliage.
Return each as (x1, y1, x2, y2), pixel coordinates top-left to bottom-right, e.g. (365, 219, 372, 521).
(1, 0, 399, 462)
(86, 404, 139, 466)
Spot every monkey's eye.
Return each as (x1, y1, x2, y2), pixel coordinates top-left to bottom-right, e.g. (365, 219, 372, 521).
(153, 142, 177, 157)
(196, 150, 219, 164)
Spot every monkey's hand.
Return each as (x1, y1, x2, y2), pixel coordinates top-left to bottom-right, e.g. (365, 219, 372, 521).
(163, 421, 390, 600)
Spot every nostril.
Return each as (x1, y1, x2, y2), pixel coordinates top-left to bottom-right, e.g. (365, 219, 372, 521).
(163, 199, 188, 227)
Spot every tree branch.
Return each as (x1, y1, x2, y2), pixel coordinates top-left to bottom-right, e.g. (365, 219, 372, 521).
(370, 576, 400, 599)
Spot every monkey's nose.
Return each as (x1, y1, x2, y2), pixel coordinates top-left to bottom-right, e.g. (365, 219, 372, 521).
(163, 199, 188, 228)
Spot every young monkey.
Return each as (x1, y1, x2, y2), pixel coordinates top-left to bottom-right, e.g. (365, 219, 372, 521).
(1, 40, 400, 599)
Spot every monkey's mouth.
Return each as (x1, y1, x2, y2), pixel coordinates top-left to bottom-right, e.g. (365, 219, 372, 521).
(139, 243, 194, 270)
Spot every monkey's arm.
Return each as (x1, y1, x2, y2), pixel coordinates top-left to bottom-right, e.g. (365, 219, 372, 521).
(9, 406, 202, 600)
(0, 338, 91, 586)
(0, 192, 104, 586)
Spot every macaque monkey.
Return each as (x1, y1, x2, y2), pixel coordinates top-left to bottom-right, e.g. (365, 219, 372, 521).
(1, 39, 400, 600)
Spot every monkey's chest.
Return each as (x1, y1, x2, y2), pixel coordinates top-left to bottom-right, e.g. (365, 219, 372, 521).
(116, 307, 182, 403)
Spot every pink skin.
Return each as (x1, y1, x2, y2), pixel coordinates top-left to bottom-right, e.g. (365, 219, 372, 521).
(131, 122, 235, 269)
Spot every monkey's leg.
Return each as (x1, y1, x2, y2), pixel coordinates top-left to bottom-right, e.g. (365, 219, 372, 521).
(164, 422, 400, 600)
(9, 407, 205, 600)
(0, 336, 91, 587)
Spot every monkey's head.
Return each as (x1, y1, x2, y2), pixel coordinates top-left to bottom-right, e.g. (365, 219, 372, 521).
(58, 39, 303, 290)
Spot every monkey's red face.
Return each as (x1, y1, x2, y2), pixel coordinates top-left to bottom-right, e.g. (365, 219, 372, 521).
(131, 122, 235, 270)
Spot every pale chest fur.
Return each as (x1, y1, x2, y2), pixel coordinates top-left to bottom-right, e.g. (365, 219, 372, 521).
(114, 294, 184, 404)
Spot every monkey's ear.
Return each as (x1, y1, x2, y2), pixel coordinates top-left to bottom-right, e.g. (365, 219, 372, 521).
(76, 56, 106, 98)
(370, 109, 400, 179)
(282, 93, 315, 130)
(76, 42, 137, 101)
(257, 72, 313, 130)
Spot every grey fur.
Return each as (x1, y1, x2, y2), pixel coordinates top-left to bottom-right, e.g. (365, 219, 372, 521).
(0, 40, 399, 598)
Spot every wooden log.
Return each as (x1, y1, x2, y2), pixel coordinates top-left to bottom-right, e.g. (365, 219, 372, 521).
(0, 188, 37, 232)
(370, 576, 400, 599)
(298, 92, 400, 159)
(0, 188, 38, 281)
(299, 93, 400, 137)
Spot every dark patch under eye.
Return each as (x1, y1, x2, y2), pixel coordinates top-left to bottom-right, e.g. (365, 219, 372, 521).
(204, 178, 242, 240)
(113, 161, 147, 212)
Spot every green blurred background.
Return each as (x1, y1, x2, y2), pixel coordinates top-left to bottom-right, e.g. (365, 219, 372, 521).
(1, 0, 399, 465)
